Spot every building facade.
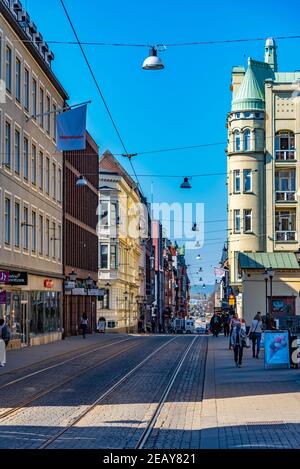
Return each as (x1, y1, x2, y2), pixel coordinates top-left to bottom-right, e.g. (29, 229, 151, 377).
(63, 132, 99, 336)
(227, 37, 300, 325)
(0, 0, 68, 347)
(98, 151, 142, 332)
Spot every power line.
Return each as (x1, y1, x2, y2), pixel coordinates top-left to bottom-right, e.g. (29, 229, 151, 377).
(59, 0, 141, 190)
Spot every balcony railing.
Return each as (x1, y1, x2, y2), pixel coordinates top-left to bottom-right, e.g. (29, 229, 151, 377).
(275, 150, 296, 161)
(275, 191, 296, 202)
(275, 231, 297, 242)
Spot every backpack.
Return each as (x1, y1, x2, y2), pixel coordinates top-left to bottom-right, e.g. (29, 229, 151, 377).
(2, 325, 11, 346)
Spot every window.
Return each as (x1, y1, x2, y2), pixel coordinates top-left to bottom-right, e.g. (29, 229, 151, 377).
(23, 206, 29, 250)
(100, 201, 109, 226)
(32, 78, 37, 118)
(23, 137, 29, 180)
(275, 210, 296, 241)
(24, 68, 29, 111)
(52, 222, 56, 259)
(234, 130, 240, 151)
(14, 202, 20, 248)
(5, 121, 11, 168)
(233, 170, 240, 193)
(110, 244, 117, 269)
(15, 57, 21, 102)
(39, 88, 44, 127)
(32, 211, 36, 253)
(46, 218, 50, 257)
(244, 209, 252, 232)
(14, 129, 20, 174)
(275, 170, 295, 192)
(39, 151, 43, 190)
(236, 113, 241, 119)
(244, 169, 252, 192)
(5, 46, 12, 92)
(39, 214, 43, 255)
(46, 96, 50, 134)
(31, 144, 37, 185)
(58, 168, 62, 203)
(100, 244, 108, 269)
(244, 112, 252, 118)
(45, 157, 50, 194)
(99, 290, 110, 309)
(243, 129, 251, 151)
(58, 225, 62, 261)
(275, 131, 295, 151)
(53, 104, 57, 141)
(52, 162, 56, 200)
(233, 209, 240, 233)
(5, 197, 11, 245)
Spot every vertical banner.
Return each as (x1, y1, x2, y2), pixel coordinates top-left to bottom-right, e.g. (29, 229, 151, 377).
(264, 330, 290, 369)
(56, 104, 87, 151)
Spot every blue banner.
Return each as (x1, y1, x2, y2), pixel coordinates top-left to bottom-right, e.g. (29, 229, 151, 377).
(264, 331, 290, 368)
(56, 105, 87, 151)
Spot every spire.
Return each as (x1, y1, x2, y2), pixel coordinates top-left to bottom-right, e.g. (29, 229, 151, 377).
(231, 58, 265, 111)
(264, 37, 278, 72)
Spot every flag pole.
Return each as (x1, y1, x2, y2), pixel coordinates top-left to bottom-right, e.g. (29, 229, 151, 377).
(26, 100, 92, 123)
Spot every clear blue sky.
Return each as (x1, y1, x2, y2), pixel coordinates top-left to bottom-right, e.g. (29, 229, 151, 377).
(26, 0, 300, 285)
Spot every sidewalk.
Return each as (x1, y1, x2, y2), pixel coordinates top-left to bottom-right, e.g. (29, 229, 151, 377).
(200, 336, 300, 449)
(1, 333, 127, 374)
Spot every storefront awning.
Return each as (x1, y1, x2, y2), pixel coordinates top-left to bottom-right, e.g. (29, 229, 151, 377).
(239, 252, 300, 270)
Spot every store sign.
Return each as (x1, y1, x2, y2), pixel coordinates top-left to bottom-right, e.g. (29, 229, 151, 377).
(65, 281, 76, 290)
(0, 291, 6, 304)
(7, 272, 28, 286)
(87, 289, 103, 296)
(264, 331, 290, 369)
(0, 271, 9, 283)
(72, 288, 86, 295)
(44, 279, 54, 288)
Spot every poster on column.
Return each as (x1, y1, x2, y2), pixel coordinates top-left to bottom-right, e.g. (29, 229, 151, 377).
(264, 331, 290, 369)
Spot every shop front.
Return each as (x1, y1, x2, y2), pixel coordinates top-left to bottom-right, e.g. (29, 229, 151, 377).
(0, 271, 63, 348)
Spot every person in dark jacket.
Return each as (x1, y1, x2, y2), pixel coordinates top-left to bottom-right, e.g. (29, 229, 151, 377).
(222, 312, 230, 337)
(210, 312, 221, 337)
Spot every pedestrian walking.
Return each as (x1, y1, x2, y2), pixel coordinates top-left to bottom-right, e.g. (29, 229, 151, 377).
(80, 313, 88, 339)
(223, 312, 230, 337)
(249, 312, 263, 358)
(0, 319, 7, 367)
(151, 318, 156, 333)
(231, 317, 247, 367)
(210, 312, 221, 337)
(229, 312, 239, 349)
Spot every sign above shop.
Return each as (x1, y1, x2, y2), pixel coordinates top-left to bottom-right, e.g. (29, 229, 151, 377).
(72, 288, 86, 295)
(65, 281, 76, 290)
(44, 279, 54, 288)
(6, 272, 28, 286)
(0, 291, 6, 304)
(87, 289, 104, 296)
(0, 271, 9, 283)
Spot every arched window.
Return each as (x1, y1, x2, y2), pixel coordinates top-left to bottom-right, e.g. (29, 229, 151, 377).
(275, 131, 295, 160)
(234, 130, 241, 152)
(244, 129, 251, 151)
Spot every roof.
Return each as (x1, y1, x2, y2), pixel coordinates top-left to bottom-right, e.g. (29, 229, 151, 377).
(238, 252, 300, 270)
(232, 58, 274, 111)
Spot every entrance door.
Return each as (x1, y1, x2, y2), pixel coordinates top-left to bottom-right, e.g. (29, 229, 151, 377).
(21, 301, 29, 345)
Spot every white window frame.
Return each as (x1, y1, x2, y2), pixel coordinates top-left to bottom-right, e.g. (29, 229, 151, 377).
(244, 209, 252, 233)
(233, 169, 241, 193)
(243, 169, 252, 193)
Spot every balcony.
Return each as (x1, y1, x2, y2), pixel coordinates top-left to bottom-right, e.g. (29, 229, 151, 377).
(275, 150, 296, 161)
(275, 191, 296, 203)
(275, 231, 297, 242)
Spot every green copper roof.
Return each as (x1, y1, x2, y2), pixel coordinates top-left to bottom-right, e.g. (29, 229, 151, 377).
(232, 58, 275, 112)
(238, 252, 300, 270)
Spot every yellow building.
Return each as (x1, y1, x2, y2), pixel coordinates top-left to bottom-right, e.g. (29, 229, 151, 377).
(97, 151, 142, 332)
(227, 38, 300, 327)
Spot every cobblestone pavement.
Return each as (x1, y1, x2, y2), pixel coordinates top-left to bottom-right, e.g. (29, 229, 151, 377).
(0, 335, 181, 448)
(200, 336, 300, 449)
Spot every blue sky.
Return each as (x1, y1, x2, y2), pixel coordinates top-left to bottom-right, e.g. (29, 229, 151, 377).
(26, 0, 300, 285)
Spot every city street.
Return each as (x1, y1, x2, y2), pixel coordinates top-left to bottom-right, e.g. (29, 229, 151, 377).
(1, 333, 300, 449)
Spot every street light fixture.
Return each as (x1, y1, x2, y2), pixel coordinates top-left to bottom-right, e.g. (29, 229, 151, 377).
(69, 270, 77, 282)
(180, 177, 192, 189)
(86, 274, 93, 289)
(263, 267, 275, 329)
(76, 175, 88, 187)
(142, 46, 164, 70)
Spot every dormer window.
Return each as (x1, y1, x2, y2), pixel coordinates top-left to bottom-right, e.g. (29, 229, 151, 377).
(244, 112, 252, 118)
(236, 113, 241, 119)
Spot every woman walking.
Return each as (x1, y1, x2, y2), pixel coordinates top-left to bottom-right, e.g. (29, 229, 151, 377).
(80, 313, 88, 339)
(0, 319, 7, 367)
(231, 318, 247, 368)
(249, 312, 263, 358)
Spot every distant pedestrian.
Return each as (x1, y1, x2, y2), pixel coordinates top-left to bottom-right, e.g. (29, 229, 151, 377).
(223, 312, 230, 337)
(138, 319, 143, 333)
(0, 319, 7, 367)
(80, 313, 88, 339)
(249, 312, 263, 359)
(210, 312, 221, 337)
(158, 322, 162, 334)
(229, 312, 240, 350)
(151, 319, 156, 333)
(231, 318, 247, 367)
